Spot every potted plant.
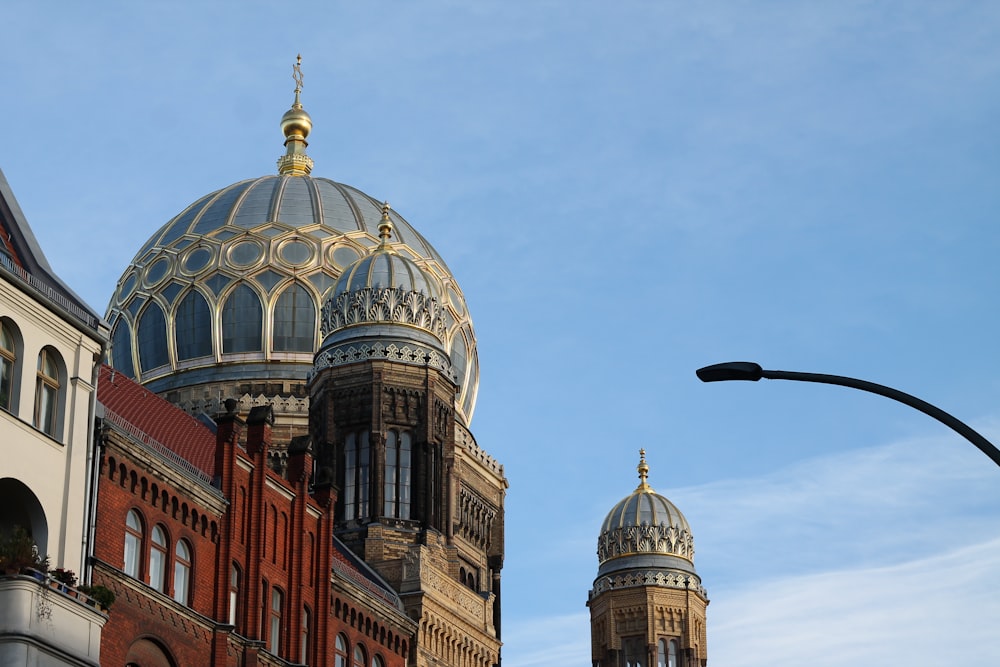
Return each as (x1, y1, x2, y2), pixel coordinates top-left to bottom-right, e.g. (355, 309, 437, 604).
(77, 584, 115, 612)
(51, 568, 77, 592)
(0, 526, 48, 577)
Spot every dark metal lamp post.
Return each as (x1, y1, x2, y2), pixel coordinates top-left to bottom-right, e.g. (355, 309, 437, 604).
(696, 361, 1000, 468)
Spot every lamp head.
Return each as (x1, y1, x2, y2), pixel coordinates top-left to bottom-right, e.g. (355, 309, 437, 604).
(696, 361, 764, 382)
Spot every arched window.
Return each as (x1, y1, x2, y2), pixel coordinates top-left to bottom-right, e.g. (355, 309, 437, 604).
(383, 430, 412, 519)
(173, 539, 191, 605)
(343, 431, 370, 520)
(110, 319, 135, 379)
(372, 654, 385, 667)
(657, 640, 666, 667)
(668, 639, 679, 667)
(137, 302, 169, 371)
(623, 637, 644, 667)
(353, 643, 366, 667)
(124, 510, 143, 578)
(273, 283, 315, 352)
(175, 290, 213, 360)
(34, 347, 62, 437)
(0, 320, 19, 411)
(300, 605, 311, 664)
(221, 285, 263, 353)
(229, 562, 241, 626)
(149, 525, 168, 592)
(269, 587, 284, 654)
(335, 634, 349, 667)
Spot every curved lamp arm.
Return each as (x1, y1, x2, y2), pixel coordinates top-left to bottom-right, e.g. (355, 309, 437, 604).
(696, 361, 1000, 469)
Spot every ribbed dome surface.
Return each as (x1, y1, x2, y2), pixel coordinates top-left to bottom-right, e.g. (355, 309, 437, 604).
(106, 174, 479, 425)
(597, 454, 695, 566)
(333, 247, 441, 302)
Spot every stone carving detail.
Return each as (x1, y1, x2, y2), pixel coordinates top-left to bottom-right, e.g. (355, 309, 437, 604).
(313, 343, 451, 375)
(384, 387, 422, 424)
(598, 523, 695, 562)
(457, 486, 496, 549)
(590, 570, 708, 598)
(320, 286, 448, 340)
(433, 398, 451, 442)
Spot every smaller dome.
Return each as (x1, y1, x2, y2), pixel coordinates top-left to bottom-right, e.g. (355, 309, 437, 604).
(315, 204, 452, 377)
(597, 450, 696, 575)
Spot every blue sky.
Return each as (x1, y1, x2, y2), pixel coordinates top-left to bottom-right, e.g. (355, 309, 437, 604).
(3, 2, 1000, 665)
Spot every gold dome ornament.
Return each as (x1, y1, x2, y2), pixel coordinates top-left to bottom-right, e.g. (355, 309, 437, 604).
(277, 54, 314, 176)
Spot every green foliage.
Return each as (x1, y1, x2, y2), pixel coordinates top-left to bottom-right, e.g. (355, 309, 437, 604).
(78, 584, 116, 610)
(0, 526, 49, 573)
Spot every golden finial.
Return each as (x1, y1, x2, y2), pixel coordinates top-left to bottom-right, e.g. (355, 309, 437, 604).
(637, 449, 651, 490)
(277, 54, 314, 176)
(378, 202, 394, 246)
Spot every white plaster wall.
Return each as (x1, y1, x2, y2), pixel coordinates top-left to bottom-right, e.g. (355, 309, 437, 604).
(0, 277, 103, 575)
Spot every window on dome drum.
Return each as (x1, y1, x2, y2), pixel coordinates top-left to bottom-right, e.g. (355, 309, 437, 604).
(0, 320, 18, 412)
(353, 643, 366, 667)
(222, 285, 263, 353)
(300, 605, 311, 664)
(269, 587, 284, 654)
(273, 283, 315, 352)
(335, 634, 348, 667)
(110, 320, 135, 378)
(173, 539, 191, 605)
(149, 525, 168, 592)
(137, 302, 170, 371)
(124, 510, 143, 578)
(229, 562, 241, 625)
(343, 431, 370, 520)
(623, 637, 645, 667)
(384, 430, 412, 519)
(34, 347, 62, 437)
(175, 290, 213, 360)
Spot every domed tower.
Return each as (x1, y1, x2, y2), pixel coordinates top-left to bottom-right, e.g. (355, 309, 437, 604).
(105, 57, 480, 447)
(309, 205, 505, 667)
(589, 451, 708, 667)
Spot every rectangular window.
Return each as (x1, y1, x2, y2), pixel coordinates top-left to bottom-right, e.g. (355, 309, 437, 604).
(269, 588, 284, 654)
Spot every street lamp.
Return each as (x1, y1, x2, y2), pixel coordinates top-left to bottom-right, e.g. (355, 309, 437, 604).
(696, 361, 1000, 468)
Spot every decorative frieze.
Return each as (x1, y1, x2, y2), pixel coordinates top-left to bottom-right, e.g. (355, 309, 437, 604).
(597, 522, 694, 562)
(320, 286, 448, 341)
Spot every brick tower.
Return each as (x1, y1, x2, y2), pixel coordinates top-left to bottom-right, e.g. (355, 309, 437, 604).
(588, 451, 708, 667)
(310, 205, 506, 667)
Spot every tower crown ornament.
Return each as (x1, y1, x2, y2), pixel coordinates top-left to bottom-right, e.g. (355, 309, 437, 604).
(277, 54, 314, 176)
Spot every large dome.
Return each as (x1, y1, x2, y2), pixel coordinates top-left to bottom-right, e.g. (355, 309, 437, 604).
(105, 89, 479, 426)
(596, 451, 696, 578)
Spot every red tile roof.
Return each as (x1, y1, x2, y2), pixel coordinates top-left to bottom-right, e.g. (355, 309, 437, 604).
(97, 365, 216, 478)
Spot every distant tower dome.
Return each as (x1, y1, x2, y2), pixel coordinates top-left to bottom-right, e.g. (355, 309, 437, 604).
(105, 58, 479, 426)
(314, 204, 452, 377)
(596, 449, 698, 578)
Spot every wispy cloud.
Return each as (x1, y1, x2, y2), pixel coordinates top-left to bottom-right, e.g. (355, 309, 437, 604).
(710, 537, 1000, 666)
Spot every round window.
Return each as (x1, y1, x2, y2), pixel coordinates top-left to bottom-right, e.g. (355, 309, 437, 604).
(145, 258, 170, 286)
(230, 240, 264, 267)
(183, 246, 213, 274)
(279, 240, 313, 267)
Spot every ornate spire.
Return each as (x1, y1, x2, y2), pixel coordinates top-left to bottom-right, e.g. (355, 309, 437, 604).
(636, 448, 651, 490)
(378, 202, 394, 247)
(277, 54, 314, 176)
